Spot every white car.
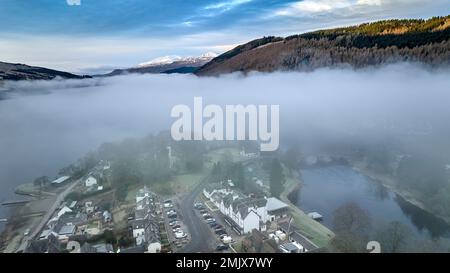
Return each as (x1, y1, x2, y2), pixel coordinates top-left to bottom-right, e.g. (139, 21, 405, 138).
(174, 231, 187, 239)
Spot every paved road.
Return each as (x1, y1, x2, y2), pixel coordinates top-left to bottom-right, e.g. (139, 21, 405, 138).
(178, 176, 215, 253)
(16, 179, 80, 252)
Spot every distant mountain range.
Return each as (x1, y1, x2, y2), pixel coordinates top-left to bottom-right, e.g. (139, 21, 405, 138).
(100, 52, 218, 77)
(1, 16, 449, 81)
(196, 15, 450, 76)
(0, 61, 91, 81)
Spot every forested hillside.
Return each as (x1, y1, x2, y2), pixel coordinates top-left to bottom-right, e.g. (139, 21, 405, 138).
(196, 16, 450, 75)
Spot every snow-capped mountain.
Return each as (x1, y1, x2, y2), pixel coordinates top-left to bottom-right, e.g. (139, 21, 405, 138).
(102, 52, 219, 76)
(137, 52, 218, 68)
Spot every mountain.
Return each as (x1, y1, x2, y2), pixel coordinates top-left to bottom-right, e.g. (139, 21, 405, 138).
(0, 61, 91, 81)
(196, 16, 450, 76)
(102, 52, 218, 76)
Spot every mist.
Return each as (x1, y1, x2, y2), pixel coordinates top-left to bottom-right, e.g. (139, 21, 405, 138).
(1, 63, 450, 230)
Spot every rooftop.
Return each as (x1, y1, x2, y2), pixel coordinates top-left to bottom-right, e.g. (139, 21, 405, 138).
(52, 176, 71, 184)
(266, 197, 289, 212)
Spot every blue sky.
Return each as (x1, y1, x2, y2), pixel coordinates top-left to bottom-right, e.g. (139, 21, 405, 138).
(0, 0, 449, 73)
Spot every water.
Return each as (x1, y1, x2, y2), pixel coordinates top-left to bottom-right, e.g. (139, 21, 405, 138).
(292, 165, 450, 239)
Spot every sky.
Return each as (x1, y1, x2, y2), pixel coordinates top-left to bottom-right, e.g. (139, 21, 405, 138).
(0, 0, 449, 73)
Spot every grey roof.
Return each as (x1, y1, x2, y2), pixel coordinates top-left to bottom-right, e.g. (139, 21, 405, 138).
(132, 219, 146, 229)
(120, 245, 146, 253)
(58, 224, 76, 235)
(232, 197, 267, 218)
(52, 176, 71, 184)
(93, 243, 114, 253)
(280, 242, 300, 252)
(80, 243, 97, 253)
(266, 197, 289, 212)
(278, 221, 317, 251)
(25, 234, 61, 253)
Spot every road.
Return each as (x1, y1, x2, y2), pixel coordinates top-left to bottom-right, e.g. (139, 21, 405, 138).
(15, 179, 80, 252)
(178, 176, 215, 253)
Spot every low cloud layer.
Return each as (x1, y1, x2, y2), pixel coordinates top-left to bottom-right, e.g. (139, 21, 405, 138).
(1, 63, 450, 201)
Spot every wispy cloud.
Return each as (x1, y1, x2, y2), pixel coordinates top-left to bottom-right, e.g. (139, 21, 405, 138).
(270, 0, 424, 18)
(204, 0, 253, 11)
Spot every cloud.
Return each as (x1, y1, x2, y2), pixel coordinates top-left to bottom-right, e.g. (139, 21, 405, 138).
(270, 0, 430, 18)
(1, 64, 450, 194)
(204, 0, 253, 11)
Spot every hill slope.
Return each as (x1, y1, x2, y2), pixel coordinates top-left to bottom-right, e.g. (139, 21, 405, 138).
(196, 16, 450, 76)
(0, 62, 90, 81)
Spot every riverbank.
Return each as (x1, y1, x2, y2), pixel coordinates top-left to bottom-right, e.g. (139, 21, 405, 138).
(350, 161, 450, 225)
(280, 169, 334, 248)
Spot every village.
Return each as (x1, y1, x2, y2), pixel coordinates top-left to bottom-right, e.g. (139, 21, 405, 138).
(0, 145, 333, 254)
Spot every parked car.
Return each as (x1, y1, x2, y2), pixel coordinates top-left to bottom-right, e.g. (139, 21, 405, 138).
(169, 220, 178, 226)
(172, 224, 181, 229)
(221, 235, 233, 244)
(203, 215, 212, 220)
(216, 244, 229, 251)
(168, 213, 177, 219)
(175, 231, 187, 239)
(173, 226, 182, 231)
(215, 229, 226, 235)
(194, 203, 204, 209)
(205, 218, 216, 223)
(208, 222, 218, 228)
(200, 209, 208, 214)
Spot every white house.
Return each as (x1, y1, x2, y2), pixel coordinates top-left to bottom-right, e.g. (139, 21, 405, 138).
(85, 176, 98, 187)
(203, 183, 290, 235)
(57, 206, 73, 219)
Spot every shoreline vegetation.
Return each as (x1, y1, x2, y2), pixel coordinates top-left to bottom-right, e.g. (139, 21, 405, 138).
(351, 163, 450, 225)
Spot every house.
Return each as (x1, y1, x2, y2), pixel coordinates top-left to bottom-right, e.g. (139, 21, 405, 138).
(85, 176, 98, 187)
(51, 176, 71, 185)
(93, 243, 114, 253)
(119, 245, 146, 253)
(85, 201, 94, 214)
(265, 197, 289, 221)
(39, 229, 59, 240)
(279, 242, 304, 253)
(69, 201, 78, 209)
(25, 234, 61, 253)
(57, 206, 73, 219)
(132, 219, 146, 239)
(131, 186, 162, 252)
(278, 221, 317, 252)
(103, 210, 112, 223)
(136, 186, 153, 204)
(56, 223, 76, 241)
